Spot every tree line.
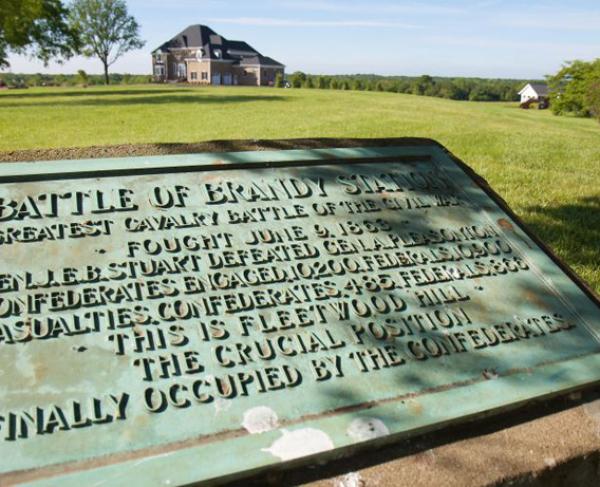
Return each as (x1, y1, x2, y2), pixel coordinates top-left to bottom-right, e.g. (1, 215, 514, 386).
(278, 64, 600, 121)
(1, 71, 151, 88)
(278, 72, 529, 102)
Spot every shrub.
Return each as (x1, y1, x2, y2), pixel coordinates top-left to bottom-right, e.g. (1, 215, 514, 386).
(77, 70, 89, 86)
(274, 72, 284, 88)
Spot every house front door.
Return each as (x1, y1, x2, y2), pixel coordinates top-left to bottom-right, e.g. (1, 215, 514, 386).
(211, 73, 221, 85)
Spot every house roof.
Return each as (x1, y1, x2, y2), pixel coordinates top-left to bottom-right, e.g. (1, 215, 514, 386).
(153, 25, 218, 52)
(153, 24, 284, 67)
(226, 40, 257, 54)
(238, 54, 285, 67)
(519, 83, 549, 96)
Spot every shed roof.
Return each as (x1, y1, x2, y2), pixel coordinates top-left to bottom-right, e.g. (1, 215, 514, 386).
(519, 83, 549, 96)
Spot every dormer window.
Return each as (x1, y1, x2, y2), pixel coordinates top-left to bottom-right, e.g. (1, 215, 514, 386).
(196, 48, 204, 60)
(214, 49, 221, 58)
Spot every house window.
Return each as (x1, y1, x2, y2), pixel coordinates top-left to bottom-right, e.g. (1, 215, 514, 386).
(191, 72, 198, 81)
(214, 49, 221, 58)
(201, 72, 208, 80)
(154, 65, 165, 76)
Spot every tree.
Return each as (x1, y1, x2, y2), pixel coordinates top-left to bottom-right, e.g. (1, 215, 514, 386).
(26, 73, 44, 87)
(288, 71, 306, 88)
(587, 80, 600, 122)
(365, 81, 376, 91)
(468, 86, 498, 102)
(0, 0, 77, 67)
(53, 73, 69, 86)
(501, 86, 518, 102)
(77, 68, 89, 85)
(274, 71, 284, 88)
(393, 80, 408, 94)
(303, 77, 314, 89)
(70, 0, 144, 85)
(548, 59, 600, 117)
(411, 75, 435, 96)
(351, 79, 363, 91)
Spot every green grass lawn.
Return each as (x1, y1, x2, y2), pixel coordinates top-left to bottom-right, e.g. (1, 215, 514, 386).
(0, 84, 598, 291)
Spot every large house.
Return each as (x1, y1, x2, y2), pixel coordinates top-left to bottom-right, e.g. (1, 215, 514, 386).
(152, 25, 284, 86)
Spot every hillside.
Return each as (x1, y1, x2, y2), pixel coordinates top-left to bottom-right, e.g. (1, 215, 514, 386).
(0, 84, 598, 290)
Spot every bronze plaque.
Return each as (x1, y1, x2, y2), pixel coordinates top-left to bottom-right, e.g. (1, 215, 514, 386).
(0, 144, 599, 486)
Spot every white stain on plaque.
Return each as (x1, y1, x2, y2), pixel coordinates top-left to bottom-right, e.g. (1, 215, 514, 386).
(347, 417, 389, 441)
(242, 406, 279, 434)
(263, 428, 334, 461)
(15, 349, 35, 382)
(213, 397, 232, 416)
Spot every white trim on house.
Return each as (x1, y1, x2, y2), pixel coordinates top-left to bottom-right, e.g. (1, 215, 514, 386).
(184, 57, 234, 63)
(227, 49, 258, 56)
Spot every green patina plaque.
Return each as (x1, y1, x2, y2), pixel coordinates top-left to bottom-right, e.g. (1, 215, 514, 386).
(0, 144, 599, 486)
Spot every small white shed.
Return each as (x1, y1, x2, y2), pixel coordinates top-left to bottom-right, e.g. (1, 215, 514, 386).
(519, 83, 549, 104)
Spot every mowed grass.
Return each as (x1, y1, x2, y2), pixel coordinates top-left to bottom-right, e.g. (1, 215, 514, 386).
(0, 84, 599, 291)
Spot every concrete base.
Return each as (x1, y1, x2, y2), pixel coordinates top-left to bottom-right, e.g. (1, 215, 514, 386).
(235, 390, 600, 486)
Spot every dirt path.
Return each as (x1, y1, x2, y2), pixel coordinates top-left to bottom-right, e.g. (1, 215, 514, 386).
(0, 137, 436, 162)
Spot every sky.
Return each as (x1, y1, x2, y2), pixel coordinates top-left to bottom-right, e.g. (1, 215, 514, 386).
(4, 0, 600, 79)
